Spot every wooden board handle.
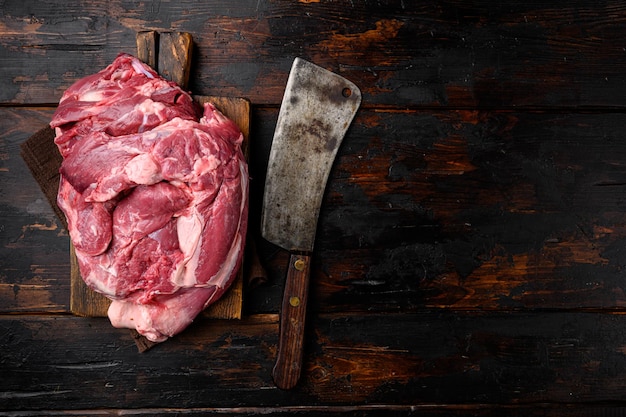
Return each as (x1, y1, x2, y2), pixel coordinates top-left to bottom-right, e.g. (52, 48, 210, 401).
(137, 31, 193, 87)
(158, 32, 193, 87)
(272, 253, 312, 390)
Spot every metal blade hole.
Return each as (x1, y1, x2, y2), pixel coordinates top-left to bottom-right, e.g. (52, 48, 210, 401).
(342, 87, 352, 98)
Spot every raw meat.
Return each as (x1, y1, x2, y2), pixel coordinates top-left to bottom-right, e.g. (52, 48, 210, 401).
(51, 53, 248, 343)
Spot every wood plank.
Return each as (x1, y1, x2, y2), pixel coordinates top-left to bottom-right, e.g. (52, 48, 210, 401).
(3, 2, 626, 413)
(2, 1, 626, 108)
(5, 1, 626, 414)
(4, 312, 626, 409)
(3, 405, 626, 417)
(136, 31, 157, 69)
(253, 108, 626, 312)
(0, 107, 70, 313)
(7, 107, 626, 314)
(158, 32, 193, 87)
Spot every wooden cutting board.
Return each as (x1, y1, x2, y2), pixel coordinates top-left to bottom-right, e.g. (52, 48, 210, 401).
(43, 31, 248, 320)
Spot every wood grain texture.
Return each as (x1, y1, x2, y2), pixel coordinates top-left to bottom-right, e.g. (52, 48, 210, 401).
(273, 253, 312, 389)
(2, 1, 626, 107)
(158, 32, 193, 86)
(5, 108, 626, 314)
(4, 1, 626, 415)
(251, 107, 626, 313)
(136, 30, 157, 69)
(3, 406, 626, 417)
(0, 107, 69, 314)
(4, 311, 626, 409)
(1, 407, 626, 417)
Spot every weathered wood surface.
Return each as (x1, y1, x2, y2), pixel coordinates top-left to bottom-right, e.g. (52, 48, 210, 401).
(2, 0, 626, 108)
(6, 108, 626, 315)
(5, 312, 626, 409)
(3, 0, 626, 415)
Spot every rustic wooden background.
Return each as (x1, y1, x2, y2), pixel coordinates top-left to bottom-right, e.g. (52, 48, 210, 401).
(3, 1, 626, 415)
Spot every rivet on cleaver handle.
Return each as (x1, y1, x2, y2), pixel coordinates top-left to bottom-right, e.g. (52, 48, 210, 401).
(261, 57, 361, 389)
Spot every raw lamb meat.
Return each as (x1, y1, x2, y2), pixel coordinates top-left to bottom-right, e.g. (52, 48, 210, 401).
(51, 53, 248, 343)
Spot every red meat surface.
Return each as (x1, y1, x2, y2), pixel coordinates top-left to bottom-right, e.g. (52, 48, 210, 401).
(52, 53, 248, 342)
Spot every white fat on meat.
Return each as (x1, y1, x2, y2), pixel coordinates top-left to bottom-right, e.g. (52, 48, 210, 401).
(175, 208, 205, 287)
(124, 153, 161, 185)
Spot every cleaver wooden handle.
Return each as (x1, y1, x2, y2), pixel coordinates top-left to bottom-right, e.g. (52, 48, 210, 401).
(272, 253, 312, 389)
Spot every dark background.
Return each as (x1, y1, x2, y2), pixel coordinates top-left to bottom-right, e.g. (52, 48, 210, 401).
(3, 1, 626, 415)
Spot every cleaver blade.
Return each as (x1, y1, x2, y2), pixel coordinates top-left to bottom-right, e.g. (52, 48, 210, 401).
(261, 57, 361, 389)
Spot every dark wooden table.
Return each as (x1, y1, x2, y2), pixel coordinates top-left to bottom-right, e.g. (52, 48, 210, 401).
(3, 1, 626, 415)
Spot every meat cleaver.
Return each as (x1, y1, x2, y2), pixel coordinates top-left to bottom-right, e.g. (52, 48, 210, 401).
(261, 58, 361, 389)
